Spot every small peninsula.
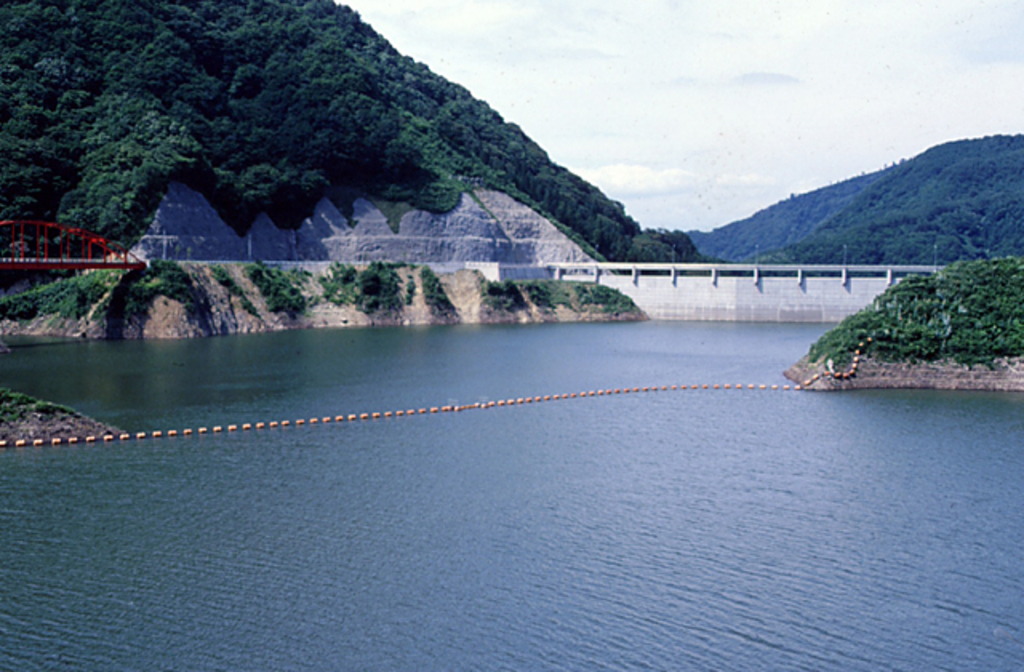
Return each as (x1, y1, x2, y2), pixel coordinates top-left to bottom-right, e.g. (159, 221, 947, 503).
(786, 257, 1024, 391)
(0, 388, 120, 445)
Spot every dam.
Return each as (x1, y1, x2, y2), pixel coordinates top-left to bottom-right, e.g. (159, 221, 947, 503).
(476, 262, 939, 323)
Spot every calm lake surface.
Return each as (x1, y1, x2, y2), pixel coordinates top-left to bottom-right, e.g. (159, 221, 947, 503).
(1, 321, 1023, 671)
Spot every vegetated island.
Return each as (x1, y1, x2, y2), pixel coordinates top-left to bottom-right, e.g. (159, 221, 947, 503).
(0, 387, 120, 444)
(0, 262, 643, 343)
(786, 257, 1024, 391)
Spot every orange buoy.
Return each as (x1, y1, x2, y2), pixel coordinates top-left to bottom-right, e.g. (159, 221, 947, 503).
(430, 407, 439, 414)
(228, 425, 238, 432)
(419, 408, 427, 414)
(384, 411, 393, 418)
(309, 418, 318, 425)
(254, 423, 263, 430)
(349, 414, 358, 422)
(280, 421, 289, 428)
(168, 430, 178, 437)
(544, 395, 551, 401)
(51, 438, 61, 446)
(361, 413, 371, 420)
(33, 439, 44, 446)
(104, 435, 114, 442)
(136, 432, 146, 440)
(692, 385, 699, 389)
(15, 439, 26, 447)
(184, 428, 194, 435)
(86, 436, 96, 443)
(795, 385, 803, 390)
(268, 422, 278, 429)
(633, 387, 640, 393)
(771, 385, 778, 390)
(783, 385, 790, 390)
(373, 412, 381, 419)
(396, 410, 404, 416)
(242, 424, 251, 431)
(702, 384, 708, 389)
(152, 431, 163, 438)
(497, 400, 506, 406)
(322, 417, 331, 423)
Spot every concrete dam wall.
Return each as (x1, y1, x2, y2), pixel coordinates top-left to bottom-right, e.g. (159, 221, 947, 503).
(548, 263, 938, 323)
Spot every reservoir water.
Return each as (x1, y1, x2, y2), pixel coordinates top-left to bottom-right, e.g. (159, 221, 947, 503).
(1, 322, 1022, 671)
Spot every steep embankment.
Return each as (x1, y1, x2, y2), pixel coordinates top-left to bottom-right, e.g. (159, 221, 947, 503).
(785, 257, 1024, 391)
(0, 262, 644, 342)
(130, 183, 593, 265)
(0, 388, 120, 444)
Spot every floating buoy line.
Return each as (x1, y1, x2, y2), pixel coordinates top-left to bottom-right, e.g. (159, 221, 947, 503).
(0, 378, 823, 449)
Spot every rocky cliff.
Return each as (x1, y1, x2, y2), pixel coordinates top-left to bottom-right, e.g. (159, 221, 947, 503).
(131, 184, 594, 266)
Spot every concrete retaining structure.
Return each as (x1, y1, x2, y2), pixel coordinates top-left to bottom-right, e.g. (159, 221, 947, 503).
(548, 263, 939, 323)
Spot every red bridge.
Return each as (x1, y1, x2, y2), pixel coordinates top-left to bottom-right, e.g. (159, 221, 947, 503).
(0, 220, 145, 272)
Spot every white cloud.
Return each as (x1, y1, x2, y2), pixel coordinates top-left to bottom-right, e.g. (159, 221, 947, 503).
(573, 165, 697, 196)
(341, 0, 1024, 232)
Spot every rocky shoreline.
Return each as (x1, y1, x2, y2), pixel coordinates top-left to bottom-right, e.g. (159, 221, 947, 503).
(0, 265, 645, 343)
(785, 354, 1024, 392)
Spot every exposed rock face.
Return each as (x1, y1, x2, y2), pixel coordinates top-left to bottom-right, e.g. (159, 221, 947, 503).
(131, 183, 593, 264)
(785, 355, 1024, 391)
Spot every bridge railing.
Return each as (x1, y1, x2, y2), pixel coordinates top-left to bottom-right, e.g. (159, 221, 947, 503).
(547, 262, 940, 285)
(0, 220, 146, 271)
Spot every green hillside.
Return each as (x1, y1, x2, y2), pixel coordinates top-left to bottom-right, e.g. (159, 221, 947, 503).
(766, 135, 1024, 264)
(0, 0, 699, 262)
(807, 257, 1024, 368)
(688, 170, 886, 261)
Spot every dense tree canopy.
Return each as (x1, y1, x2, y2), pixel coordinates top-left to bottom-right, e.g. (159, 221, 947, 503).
(0, 0, 695, 261)
(764, 136, 1024, 265)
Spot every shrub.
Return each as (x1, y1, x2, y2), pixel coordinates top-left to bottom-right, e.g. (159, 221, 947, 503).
(482, 280, 525, 311)
(573, 283, 637, 314)
(245, 262, 307, 314)
(0, 272, 114, 321)
(121, 260, 195, 316)
(420, 267, 454, 314)
(356, 262, 402, 313)
(319, 263, 359, 305)
(211, 265, 260, 317)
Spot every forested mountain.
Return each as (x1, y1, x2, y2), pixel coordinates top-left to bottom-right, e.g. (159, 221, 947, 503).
(693, 135, 1024, 265)
(0, 0, 700, 262)
(688, 170, 887, 261)
(766, 135, 1024, 265)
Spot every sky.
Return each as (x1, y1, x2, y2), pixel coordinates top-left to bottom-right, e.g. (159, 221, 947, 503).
(339, 0, 1024, 232)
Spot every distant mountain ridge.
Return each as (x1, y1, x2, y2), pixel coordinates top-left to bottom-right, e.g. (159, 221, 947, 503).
(692, 135, 1024, 265)
(688, 170, 888, 261)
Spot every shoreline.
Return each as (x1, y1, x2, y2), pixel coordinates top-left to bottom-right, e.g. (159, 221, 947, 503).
(785, 354, 1024, 392)
(0, 265, 646, 344)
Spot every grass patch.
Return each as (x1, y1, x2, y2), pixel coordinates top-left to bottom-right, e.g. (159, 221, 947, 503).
(0, 387, 75, 423)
